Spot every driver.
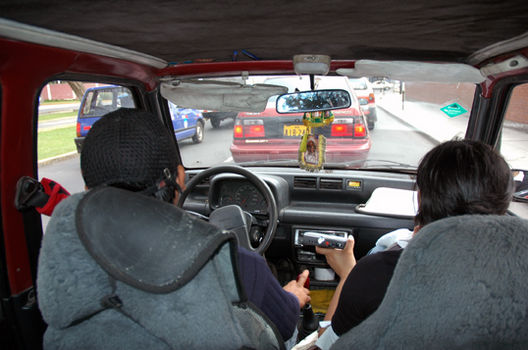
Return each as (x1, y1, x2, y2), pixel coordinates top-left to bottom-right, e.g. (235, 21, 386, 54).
(52, 108, 310, 343)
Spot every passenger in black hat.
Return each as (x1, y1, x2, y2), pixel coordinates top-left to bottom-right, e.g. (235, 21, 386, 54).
(81, 108, 184, 203)
(80, 108, 310, 343)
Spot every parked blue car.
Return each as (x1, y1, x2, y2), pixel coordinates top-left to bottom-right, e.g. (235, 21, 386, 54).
(75, 85, 205, 152)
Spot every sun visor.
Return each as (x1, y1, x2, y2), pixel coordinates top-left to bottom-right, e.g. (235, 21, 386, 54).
(337, 60, 485, 83)
(161, 80, 288, 112)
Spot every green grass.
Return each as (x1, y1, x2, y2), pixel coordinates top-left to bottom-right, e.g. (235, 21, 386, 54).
(38, 126, 77, 160)
(38, 110, 78, 122)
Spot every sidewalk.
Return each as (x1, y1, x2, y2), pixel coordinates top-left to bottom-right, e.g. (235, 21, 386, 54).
(376, 92, 469, 144)
(38, 151, 78, 167)
(376, 91, 528, 169)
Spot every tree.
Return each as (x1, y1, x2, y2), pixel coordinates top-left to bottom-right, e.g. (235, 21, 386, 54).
(67, 81, 86, 100)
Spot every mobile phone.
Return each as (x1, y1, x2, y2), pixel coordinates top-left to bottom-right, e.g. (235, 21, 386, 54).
(302, 232, 348, 249)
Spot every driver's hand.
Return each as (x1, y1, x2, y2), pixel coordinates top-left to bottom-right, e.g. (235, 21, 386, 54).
(172, 164, 187, 205)
(316, 236, 356, 278)
(283, 269, 311, 308)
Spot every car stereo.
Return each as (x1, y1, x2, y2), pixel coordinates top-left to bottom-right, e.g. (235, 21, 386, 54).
(294, 227, 352, 264)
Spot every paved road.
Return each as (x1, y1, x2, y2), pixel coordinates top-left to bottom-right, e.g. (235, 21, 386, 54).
(38, 117, 76, 131)
(39, 118, 236, 191)
(38, 102, 79, 131)
(368, 108, 437, 167)
(39, 102, 79, 114)
(178, 119, 236, 166)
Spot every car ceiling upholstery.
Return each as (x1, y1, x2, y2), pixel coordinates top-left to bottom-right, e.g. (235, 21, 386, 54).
(1, 0, 528, 64)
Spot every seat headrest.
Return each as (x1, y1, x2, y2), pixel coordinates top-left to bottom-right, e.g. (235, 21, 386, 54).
(334, 214, 528, 349)
(76, 186, 237, 293)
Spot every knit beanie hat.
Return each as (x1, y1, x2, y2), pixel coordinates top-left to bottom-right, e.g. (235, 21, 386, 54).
(81, 108, 179, 190)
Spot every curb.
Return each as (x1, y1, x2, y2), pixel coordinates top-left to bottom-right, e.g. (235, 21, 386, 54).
(38, 117, 76, 131)
(38, 151, 79, 167)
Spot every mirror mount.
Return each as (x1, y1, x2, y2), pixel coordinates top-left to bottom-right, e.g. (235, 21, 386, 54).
(293, 55, 331, 76)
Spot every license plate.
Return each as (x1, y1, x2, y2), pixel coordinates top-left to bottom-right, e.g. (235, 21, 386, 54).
(283, 124, 306, 137)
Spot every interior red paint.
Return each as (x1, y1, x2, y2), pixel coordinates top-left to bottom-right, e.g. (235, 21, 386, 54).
(0, 38, 159, 294)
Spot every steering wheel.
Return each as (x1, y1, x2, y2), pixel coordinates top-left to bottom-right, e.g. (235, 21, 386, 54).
(177, 165, 278, 255)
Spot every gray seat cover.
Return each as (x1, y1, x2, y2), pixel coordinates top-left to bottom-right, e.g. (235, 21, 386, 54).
(75, 186, 237, 293)
(333, 214, 528, 350)
(37, 189, 283, 349)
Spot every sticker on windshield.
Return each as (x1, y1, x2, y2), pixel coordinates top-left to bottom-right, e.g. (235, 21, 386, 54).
(440, 102, 467, 118)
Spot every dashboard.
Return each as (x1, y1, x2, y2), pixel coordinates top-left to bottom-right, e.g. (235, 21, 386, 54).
(187, 167, 417, 260)
(184, 166, 528, 289)
(212, 179, 268, 214)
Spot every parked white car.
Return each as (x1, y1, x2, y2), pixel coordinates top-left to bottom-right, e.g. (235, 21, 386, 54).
(349, 77, 377, 129)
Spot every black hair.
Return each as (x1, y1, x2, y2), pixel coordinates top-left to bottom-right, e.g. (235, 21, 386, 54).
(415, 139, 514, 227)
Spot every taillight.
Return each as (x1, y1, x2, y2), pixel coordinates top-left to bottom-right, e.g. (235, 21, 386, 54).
(76, 122, 81, 137)
(354, 123, 366, 137)
(331, 118, 354, 137)
(331, 118, 366, 138)
(368, 93, 375, 103)
(247, 124, 265, 137)
(233, 119, 265, 138)
(234, 124, 243, 138)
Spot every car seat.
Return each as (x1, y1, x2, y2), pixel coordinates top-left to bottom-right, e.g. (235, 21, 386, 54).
(37, 186, 284, 349)
(333, 214, 528, 349)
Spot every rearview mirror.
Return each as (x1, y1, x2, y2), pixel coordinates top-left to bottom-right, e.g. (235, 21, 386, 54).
(276, 89, 351, 114)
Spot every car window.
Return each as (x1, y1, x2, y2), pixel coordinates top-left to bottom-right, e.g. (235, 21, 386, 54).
(175, 75, 475, 171)
(37, 81, 135, 228)
(80, 86, 134, 118)
(499, 82, 528, 170)
(348, 78, 368, 90)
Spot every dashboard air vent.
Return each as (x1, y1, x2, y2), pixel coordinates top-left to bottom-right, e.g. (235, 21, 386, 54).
(319, 178, 343, 190)
(294, 177, 317, 189)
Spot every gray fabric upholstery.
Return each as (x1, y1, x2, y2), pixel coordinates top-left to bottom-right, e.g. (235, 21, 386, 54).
(76, 186, 236, 293)
(37, 191, 282, 349)
(333, 214, 528, 350)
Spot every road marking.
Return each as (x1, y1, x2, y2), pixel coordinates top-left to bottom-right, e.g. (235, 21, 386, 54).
(224, 156, 233, 163)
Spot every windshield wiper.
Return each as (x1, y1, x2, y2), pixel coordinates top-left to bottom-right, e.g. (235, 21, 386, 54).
(327, 159, 417, 173)
(363, 159, 417, 169)
(233, 159, 417, 173)
(233, 159, 300, 167)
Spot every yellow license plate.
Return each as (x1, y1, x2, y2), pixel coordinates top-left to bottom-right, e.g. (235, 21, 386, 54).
(283, 125, 306, 137)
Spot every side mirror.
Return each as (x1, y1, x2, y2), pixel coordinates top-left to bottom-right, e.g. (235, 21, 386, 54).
(276, 89, 351, 114)
(512, 169, 528, 203)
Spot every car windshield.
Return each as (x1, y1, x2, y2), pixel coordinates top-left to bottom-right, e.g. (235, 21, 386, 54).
(348, 78, 368, 90)
(175, 74, 513, 173)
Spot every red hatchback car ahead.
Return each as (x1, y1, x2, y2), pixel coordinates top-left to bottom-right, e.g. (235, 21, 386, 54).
(230, 76, 371, 164)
